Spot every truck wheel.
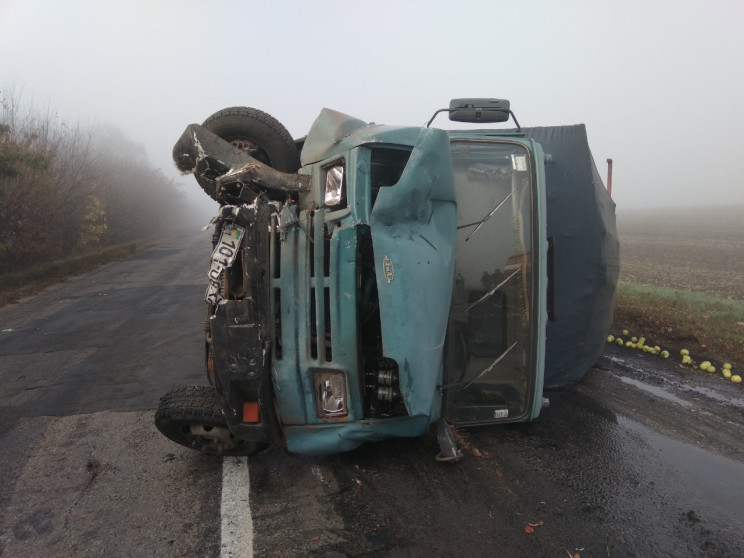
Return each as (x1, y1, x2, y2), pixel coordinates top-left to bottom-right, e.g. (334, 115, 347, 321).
(195, 106, 301, 200)
(155, 385, 265, 456)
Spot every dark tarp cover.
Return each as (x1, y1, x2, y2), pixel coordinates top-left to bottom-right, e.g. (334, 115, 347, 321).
(521, 125, 619, 388)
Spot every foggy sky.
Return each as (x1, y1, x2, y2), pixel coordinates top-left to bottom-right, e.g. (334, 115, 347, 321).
(2, 0, 742, 214)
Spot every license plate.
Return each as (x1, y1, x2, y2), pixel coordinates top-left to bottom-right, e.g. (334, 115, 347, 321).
(205, 224, 245, 304)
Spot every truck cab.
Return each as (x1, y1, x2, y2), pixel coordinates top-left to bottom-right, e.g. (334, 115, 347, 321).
(157, 99, 613, 459)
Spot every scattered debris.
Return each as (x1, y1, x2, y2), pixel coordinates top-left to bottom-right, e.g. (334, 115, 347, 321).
(524, 520, 544, 534)
(608, 328, 741, 385)
(450, 427, 488, 458)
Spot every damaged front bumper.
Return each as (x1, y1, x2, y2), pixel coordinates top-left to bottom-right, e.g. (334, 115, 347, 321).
(207, 200, 281, 446)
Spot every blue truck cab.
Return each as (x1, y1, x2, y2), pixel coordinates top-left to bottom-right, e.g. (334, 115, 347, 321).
(158, 99, 614, 459)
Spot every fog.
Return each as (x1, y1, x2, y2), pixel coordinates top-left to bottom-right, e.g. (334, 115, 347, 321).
(2, 0, 742, 216)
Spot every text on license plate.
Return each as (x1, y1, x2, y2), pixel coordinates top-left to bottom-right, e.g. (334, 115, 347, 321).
(205, 224, 244, 304)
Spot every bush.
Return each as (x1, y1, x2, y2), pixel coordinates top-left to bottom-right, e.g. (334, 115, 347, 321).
(0, 89, 187, 274)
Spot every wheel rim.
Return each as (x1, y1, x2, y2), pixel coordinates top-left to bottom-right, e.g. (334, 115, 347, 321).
(183, 423, 244, 453)
(225, 137, 272, 167)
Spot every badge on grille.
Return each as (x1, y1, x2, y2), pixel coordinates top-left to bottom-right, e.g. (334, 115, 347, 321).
(383, 256, 394, 284)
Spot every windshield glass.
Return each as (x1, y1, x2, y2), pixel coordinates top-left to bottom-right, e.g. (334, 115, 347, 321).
(445, 140, 536, 424)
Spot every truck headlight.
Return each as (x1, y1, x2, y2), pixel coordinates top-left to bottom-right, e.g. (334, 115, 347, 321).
(314, 370, 348, 418)
(324, 165, 344, 206)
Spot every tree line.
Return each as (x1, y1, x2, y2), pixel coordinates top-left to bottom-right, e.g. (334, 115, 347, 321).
(0, 91, 189, 274)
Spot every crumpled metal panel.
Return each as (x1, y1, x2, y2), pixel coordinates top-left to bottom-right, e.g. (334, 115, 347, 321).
(283, 415, 431, 455)
(370, 127, 457, 417)
(300, 108, 422, 166)
(300, 108, 369, 166)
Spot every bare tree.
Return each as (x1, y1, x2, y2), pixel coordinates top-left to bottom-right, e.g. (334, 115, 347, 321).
(0, 89, 187, 274)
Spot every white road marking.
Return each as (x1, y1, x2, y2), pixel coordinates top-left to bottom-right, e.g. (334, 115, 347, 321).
(221, 456, 253, 558)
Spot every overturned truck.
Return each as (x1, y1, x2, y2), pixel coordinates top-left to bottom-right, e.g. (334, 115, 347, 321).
(156, 99, 619, 459)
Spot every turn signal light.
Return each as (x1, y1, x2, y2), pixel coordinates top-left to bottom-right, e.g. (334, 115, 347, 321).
(242, 401, 260, 423)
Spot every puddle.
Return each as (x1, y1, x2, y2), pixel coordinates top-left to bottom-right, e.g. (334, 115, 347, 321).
(618, 414, 744, 521)
(677, 383, 744, 409)
(603, 354, 647, 375)
(603, 353, 744, 410)
(618, 376, 692, 407)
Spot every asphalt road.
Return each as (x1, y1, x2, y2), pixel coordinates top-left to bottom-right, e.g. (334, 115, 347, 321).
(0, 231, 220, 557)
(1, 233, 743, 557)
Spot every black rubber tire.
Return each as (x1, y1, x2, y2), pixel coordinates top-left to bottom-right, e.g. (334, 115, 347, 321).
(155, 385, 265, 456)
(195, 106, 301, 200)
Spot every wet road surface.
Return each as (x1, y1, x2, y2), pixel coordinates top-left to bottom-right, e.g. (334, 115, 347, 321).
(250, 354, 744, 557)
(0, 232, 222, 557)
(1, 235, 743, 557)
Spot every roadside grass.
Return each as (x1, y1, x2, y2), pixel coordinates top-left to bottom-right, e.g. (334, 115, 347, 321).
(612, 281, 744, 370)
(0, 239, 158, 308)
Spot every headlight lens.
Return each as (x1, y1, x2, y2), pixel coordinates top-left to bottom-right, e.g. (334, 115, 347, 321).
(314, 370, 348, 418)
(324, 165, 344, 206)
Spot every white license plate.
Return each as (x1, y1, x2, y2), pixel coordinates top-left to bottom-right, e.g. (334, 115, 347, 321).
(205, 224, 245, 304)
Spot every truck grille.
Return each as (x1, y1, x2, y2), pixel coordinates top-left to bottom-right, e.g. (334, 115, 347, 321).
(270, 207, 333, 364)
(308, 210, 333, 362)
(269, 202, 407, 421)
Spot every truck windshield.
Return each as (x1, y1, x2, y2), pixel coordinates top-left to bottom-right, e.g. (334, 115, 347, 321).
(444, 140, 536, 424)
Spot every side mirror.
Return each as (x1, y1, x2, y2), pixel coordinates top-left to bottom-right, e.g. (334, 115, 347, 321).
(448, 98, 511, 123)
(426, 98, 519, 129)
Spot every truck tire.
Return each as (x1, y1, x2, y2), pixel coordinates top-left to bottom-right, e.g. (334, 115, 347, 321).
(195, 106, 301, 200)
(155, 385, 265, 456)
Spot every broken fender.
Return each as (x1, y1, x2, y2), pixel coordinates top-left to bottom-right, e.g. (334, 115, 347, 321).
(370, 127, 458, 417)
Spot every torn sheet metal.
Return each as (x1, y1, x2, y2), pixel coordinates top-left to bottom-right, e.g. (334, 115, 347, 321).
(300, 108, 422, 166)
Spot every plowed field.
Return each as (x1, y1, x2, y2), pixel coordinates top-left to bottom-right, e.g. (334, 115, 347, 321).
(618, 206, 744, 299)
